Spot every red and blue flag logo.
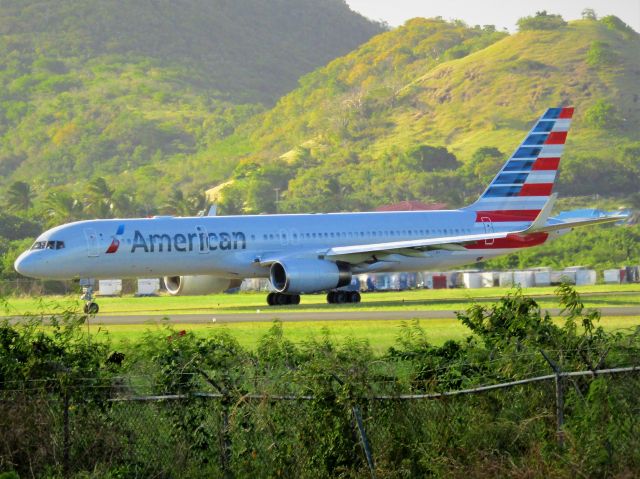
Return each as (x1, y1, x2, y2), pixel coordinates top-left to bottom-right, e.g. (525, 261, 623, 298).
(105, 224, 125, 254)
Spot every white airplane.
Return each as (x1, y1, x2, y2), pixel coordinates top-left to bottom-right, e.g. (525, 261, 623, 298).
(15, 107, 623, 313)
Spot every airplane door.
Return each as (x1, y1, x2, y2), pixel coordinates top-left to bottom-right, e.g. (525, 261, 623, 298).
(196, 225, 209, 254)
(481, 217, 494, 246)
(84, 228, 100, 257)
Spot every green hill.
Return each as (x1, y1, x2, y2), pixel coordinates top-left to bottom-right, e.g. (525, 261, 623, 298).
(206, 16, 640, 213)
(0, 0, 382, 211)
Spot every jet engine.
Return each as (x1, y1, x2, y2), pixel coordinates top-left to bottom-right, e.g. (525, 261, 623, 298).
(270, 259, 351, 294)
(164, 275, 242, 295)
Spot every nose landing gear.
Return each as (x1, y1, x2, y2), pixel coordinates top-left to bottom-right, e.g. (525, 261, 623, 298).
(81, 284, 99, 314)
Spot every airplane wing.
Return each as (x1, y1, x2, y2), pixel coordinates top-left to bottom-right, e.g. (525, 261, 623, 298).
(323, 230, 546, 263)
(324, 196, 624, 264)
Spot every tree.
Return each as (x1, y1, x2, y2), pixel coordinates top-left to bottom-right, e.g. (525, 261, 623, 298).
(161, 190, 206, 216)
(517, 11, 567, 31)
(44, 191, 84, 224)
(5, 181, 34, 212)
(584, 100, 618, 129)
(404, 145, 460, 172)
(582, 8, 597, 20)
(84, 177, 115, 218)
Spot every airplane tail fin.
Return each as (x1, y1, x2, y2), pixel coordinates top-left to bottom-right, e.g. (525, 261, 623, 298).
(465, 107, 574, 225)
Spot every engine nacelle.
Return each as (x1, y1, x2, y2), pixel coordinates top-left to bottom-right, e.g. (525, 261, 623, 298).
(164, 275, 242, 295)
(270, 259, 351, 294)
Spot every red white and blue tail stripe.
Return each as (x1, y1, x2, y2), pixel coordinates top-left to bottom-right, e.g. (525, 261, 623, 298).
(466, 107, 573, 226)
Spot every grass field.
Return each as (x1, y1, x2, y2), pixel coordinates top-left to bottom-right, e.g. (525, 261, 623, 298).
(3, 284, 640, 316)
(86, 316, 640, 354)
(5, 284, 639, 354)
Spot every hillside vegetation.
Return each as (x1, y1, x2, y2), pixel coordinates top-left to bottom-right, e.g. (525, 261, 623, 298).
(1, 9, 639, 279)
(0, 0, 382, 208)
(214, 15, 640, 214)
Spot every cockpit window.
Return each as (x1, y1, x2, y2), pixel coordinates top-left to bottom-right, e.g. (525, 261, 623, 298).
(31, 240, 65, 250)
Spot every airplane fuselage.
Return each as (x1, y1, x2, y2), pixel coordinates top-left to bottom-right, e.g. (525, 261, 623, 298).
(15, 209, 552, 280)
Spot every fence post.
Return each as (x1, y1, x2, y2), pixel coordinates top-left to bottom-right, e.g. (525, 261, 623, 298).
(196, 369, 233, 478)
(331, 374, 376, 478)
(221, 392, 232, 479)
(541, 350, 565, 449)
(63, 390, 70, 475)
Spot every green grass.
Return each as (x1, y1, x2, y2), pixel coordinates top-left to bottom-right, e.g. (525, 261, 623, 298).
(86, 315, 640, 355)
(7, 285, 640, 354)
(4, 284, 640, 316)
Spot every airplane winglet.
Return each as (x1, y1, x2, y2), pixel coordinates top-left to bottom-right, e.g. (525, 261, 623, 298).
(523, 193, 557, 233)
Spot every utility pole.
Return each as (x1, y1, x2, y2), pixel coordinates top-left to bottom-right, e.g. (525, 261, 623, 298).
(274, 188, 280, 213)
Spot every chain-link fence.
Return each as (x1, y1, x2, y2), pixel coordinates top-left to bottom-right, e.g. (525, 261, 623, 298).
(2, 366, 639, 478)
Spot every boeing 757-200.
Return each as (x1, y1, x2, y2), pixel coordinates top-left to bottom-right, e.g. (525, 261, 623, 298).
(15, 108, 623, 313)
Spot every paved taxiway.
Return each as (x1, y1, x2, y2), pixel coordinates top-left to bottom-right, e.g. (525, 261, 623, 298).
(82, 306, 640, 324)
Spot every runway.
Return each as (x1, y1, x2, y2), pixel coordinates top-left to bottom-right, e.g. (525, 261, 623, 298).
(85, 306, 640, 324)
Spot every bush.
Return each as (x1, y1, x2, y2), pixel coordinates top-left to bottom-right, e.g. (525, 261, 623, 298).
(517, 11, 567, 31)
(585, 99, 618, 129)
(586, 41, 614, 67)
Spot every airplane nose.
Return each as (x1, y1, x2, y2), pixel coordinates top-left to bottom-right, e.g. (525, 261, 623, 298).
(14, 251, 38, 278)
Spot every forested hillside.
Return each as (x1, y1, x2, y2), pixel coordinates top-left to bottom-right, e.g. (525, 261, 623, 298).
(213, 14, 640, 214)
(0, 0, 382, 211)
(1, 9, 639, 279)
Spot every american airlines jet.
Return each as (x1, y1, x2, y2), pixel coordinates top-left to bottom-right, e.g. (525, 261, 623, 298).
(15, 108, 621, 313)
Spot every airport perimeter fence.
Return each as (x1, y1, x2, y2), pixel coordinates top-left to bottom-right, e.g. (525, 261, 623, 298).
(2, 359, 640, 478)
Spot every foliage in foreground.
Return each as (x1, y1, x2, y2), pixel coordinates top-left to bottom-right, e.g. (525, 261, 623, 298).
(1, 286, 639, 477)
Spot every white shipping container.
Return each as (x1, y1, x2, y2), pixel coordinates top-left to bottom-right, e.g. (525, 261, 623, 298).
(534, 271, 551, 287)
(463, 272, 483, 289)
(98, 279, 122, 296)
(137, 278, 160, 295)
(603, 269, 622, 284)
(551, 271, 576, 284)
(481, 272, 497, 288)
(575, 269, 597, 286)
(499, 271, 514, 287)
(513, 271, 535, 288)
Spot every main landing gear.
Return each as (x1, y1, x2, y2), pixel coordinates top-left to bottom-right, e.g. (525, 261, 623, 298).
(327, 291, 361, 304)
(81, 285, 99, 314)
(267, 292, 301, 306)
(266, 291, 362, 306)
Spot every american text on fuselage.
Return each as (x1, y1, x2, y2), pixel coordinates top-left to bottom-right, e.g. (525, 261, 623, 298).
(130, 230, 246, 253)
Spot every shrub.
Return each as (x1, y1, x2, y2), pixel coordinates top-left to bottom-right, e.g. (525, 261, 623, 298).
(586, 41, 614, 67)
(517, 11, 567, 31)
(584, 99, 618, 129)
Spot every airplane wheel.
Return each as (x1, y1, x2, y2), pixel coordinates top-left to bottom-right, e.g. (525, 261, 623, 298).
(349, 292, 361, 303)
(291, 295, 301, 305)
(267, 292, 276, 306)
(276, 293, 290, 306)
(327, 292, 335, 304)
(84, 302, 99, 314)
(334, 291, 347, 304)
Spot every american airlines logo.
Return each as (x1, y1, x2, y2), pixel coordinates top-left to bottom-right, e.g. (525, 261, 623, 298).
(130, 230, 247, 253)
(105, 224, 125, 254)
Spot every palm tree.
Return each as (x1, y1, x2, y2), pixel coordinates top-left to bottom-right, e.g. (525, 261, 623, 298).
(84, 177, 115, 218)
(162, 190, 205, 216)
(44, 191, 84, 225)
(5, 181, 34, 212)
